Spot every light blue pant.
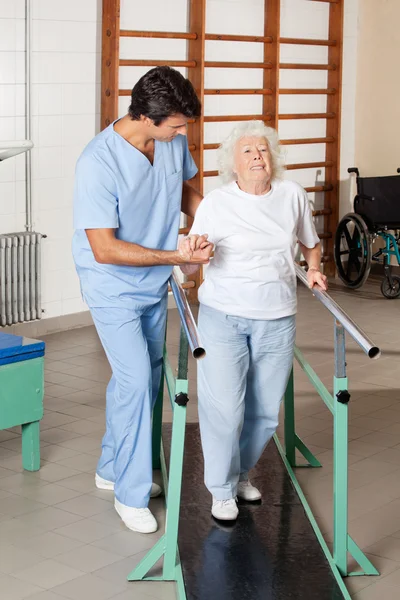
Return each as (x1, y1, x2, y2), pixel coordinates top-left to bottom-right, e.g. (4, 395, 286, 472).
(90, 296, 167, 508)
(197, 304, 296, 500)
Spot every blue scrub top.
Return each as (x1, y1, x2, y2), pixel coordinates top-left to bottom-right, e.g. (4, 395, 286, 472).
(72, 121, 197, 309)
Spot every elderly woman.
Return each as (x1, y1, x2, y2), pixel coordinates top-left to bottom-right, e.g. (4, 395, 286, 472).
(183, 121, 327, 521)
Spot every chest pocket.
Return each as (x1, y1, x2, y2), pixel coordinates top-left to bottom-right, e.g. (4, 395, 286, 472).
(166, 170, 183, 202)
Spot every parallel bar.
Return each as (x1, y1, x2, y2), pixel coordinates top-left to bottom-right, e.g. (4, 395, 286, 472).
(281, 137, 335, 145)
(203, 170, 218, 177)
(204, 88, 272, 95)
(204, 114, 271, 122)
(203, 144, 219, 150)
(295, 265, 380, 358)
(280, 63, 336, 70)
(279, 112, 335, 119)
(120, 59, 196, 67)
(205, 61, 272, 69)
(280, 88, 336, 95)
(280, 37, 336, 46)
(318, 233, 332, 239)
(205, 33, 273, 43)
(169, 270, 205, 359)
(286, 161, 333, 170)
(120, 29, 197, 39)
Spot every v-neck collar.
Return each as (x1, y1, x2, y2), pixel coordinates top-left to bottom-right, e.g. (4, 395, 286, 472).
(111, 120, 157, 168)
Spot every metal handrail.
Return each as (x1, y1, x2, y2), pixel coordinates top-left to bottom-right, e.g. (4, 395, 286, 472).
(295, 264, 380, 359)
(169, 269, 206, 360)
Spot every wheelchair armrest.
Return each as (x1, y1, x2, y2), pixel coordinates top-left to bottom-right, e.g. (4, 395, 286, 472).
(355, 193, 375, 202)
(348, 167, 360, 176)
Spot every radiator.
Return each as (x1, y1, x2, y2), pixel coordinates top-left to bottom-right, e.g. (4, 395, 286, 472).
(0, 232, 43, 326)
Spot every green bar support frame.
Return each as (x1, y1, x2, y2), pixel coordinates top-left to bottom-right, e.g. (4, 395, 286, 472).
(127, 324, 189, 599)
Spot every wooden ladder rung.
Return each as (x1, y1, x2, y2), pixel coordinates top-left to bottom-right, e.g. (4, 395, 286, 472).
(281, 137, 335, 145)
(279, 88, 336, 95)
(280, 63, 337, 70)
(120, 30, 198, 40)
(286, 161, 334, 170)
(279, 113, 335, 120)
(204, 89, 272, 95)
(204, 114, 272, 123)
(305, 185, 334, 193)
(279, 37, 337, 47)
(205, 33, 273, 43)
(205, 61, 272, 69)
(119, 59, 197, 68)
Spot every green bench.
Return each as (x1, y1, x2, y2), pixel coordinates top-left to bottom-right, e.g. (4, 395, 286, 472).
(0, 332, 45, 471)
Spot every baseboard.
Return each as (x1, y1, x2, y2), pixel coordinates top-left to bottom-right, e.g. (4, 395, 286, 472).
(1, 297, 181, 339)
(0, 311, 94, 338)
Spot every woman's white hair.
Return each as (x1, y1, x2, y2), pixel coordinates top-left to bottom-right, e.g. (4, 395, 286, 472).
(217, 120, 285, 183)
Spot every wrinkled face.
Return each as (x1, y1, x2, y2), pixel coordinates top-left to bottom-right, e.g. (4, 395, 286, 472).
(233, 136, 273, 184)
(146, 113, 188, 142)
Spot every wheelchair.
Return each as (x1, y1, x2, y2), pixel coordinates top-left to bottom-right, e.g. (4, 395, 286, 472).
(334, 167, 400, 299)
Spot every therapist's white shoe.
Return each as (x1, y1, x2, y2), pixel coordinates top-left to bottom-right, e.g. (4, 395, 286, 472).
(237, 480, 262, 501)
(114, 498, 158, 534)
(95, 474, 162, 498)
(211, 498, 239, 521)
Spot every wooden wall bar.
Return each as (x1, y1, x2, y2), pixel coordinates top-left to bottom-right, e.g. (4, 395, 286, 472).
(101, 0, 345, 293)
(101, 0, 120, 130)
(263, 0, 280, 129)
(185, 0, 206, 303)
(324, 0, 344, 275)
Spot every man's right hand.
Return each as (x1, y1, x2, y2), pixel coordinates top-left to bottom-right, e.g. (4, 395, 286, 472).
(176, 234, 214, 264)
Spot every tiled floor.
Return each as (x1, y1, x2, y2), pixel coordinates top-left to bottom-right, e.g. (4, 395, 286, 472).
(1, 274, 400, 599)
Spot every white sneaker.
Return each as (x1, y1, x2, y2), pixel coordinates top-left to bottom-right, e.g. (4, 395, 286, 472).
(114, 498, 158, 533)
(237, 480, 262, 501)
(95, 474, 162, 498)
(211, 498, 239, 521)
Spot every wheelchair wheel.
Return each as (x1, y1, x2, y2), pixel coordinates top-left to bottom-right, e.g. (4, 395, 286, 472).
(334, 214, 371, 288)
(381, 275, 400, 299)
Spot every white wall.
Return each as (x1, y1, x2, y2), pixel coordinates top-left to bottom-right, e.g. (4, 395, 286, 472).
(0, 0, 358, 322)
(0, 0, 101, 320)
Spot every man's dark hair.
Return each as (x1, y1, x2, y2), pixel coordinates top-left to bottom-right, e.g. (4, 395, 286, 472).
(128, 66, 201, 125)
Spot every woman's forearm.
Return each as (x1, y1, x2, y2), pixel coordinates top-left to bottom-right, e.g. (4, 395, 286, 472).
(298, 242, 321, 270)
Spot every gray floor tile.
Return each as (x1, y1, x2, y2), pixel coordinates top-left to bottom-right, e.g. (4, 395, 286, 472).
(55, 544, 123, 573)
(54, 495, 111, 518)
(0, 543, 48, 575)
(13, 531, 85, 559)
(0, 573, 44, 599)
(17, 506, 83, 531)
(50, 573, 126, 600)
(11, 559, 85, 590)
(54, 517, 120, 544)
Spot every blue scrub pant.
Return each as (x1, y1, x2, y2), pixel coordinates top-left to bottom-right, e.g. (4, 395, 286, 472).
(90, 296, 167, 508)
(197, 304, 296, 500)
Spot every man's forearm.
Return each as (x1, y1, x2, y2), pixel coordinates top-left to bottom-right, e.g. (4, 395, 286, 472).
(299, 242, 321, 270)
(92, 237, 179, 267)
(181, 181, 203, 218)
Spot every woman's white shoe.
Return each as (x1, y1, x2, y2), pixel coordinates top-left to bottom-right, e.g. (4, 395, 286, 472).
(114, 499, 158, 533)
(211, 498, 239, 521)
(95, 474, 162, 498)
(237, 480, 262, 501)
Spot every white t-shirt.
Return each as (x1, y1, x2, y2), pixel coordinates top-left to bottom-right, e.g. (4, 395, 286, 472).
(190, 179, 319, 320)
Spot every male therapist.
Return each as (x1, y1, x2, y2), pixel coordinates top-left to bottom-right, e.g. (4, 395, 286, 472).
(72, 66, 212, 533)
